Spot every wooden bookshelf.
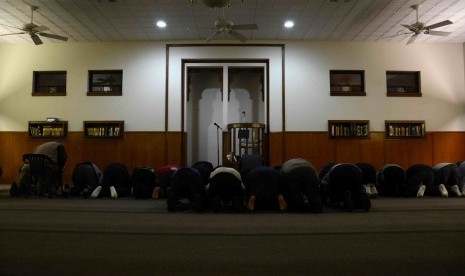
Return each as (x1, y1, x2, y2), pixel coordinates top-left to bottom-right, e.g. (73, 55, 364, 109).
(28, 121, 68, 139)
(385, 120, 425, 139)
(328, 120, 369, 139)
(83, 121, 124, 138)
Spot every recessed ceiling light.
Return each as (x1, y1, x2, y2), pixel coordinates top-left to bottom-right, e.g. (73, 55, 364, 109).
(156, 20, 167, 28)
(284, 20, 294, 28)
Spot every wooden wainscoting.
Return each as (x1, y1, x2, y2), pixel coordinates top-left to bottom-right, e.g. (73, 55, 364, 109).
(432, 132, 465, 164)
(0, 131, 181, 184)
(283, 132, 336, 169)
(283, 131, 465, 171)
(1, 131, 465, 184)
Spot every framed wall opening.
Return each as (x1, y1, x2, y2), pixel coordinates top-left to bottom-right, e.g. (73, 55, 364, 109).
(182, 60, 269, 166)
(166, 44, 285, 167)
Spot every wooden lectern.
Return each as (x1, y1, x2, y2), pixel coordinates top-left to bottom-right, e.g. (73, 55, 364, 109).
(227, 123, 265, 162)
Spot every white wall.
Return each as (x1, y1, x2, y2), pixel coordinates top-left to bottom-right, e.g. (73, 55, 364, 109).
(0, 41, 464, 133)
(0, 42, 166, 131)
(285, 41, 465, 131)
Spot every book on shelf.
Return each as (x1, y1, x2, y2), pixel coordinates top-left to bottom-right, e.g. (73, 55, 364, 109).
(86, 126, 120, 137)
(29, 126, 63, 137)
(388, 123, 424, 137)
(331, 123, 368, 137)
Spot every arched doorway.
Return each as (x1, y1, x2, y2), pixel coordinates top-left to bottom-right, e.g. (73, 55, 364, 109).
(184, 61, 268, 167)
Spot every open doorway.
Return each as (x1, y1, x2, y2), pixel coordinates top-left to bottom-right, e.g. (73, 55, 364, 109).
(183, 61, 268, 167)
(186, 67, 223, 166)
(228, 67, 265, 125)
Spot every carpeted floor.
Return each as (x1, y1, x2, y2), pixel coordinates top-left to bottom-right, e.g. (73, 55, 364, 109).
(1, 196, 465, 275)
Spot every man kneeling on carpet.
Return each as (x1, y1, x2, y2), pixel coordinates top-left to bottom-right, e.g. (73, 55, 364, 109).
(167, 166, 209, 212)
(71, 162, 103, 198)
(377, 164, 406, 197)
(208, 166, 246, 212)
(432, 163, 462, 197)
(11, 141, 67, 197)
(280, 158, 322, 213)
(456, 160, 465, 197)
(320, 163, 371, 212)
(406, 164, 435, 198)
(245, 166, 287, 212)
(89, 163, 131, 199)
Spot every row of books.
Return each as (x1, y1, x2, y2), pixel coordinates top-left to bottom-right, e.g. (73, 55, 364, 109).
(86, 127, 121, 137)
(330, 124, 368, 137)
(388, 125, 424, 137)
(29, 126, 64, 137)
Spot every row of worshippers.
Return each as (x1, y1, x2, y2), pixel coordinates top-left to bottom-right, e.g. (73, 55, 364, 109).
(10, 142, 463, 211)
(165, 158, 465, 213)
(165, 157, 371, 213)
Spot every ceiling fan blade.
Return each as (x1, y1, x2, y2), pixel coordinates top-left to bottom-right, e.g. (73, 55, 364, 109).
(35, 25, 49, 32)
(229, 30, 247, 42)
(383, 32, 411, 39)
(406, 34, 418, 45)
(400, 24, 410, 28)
(425, 30, 451, 37)
(204, 30, 221, 43)
(232, 23, 258, 30)
(0, 22, 23, 30)
(425, 20, 452, 30)
(0, 32, 26, 37)
(39, 32, 69, 41)
(30, 34, 43, 45)
(383, 28, 414, 39)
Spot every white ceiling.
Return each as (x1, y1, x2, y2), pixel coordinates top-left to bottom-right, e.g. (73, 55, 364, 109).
(0, 0, 465, 45)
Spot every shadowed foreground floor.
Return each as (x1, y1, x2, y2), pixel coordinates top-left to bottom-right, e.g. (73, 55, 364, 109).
(1, 197, 465, 276)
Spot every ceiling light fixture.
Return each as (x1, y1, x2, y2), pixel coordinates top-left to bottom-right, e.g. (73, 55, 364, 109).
(284, 20, 294, 28)
(156, 20, 167, 28)
(190, 0, 245, 9)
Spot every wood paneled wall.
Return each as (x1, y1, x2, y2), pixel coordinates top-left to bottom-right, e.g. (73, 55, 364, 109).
(270, 131, 465, 171)
(0, 131, 180, 184)
(1, 131, 465, 184)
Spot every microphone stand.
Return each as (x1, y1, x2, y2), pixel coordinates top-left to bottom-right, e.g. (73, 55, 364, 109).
(214, 123, 223, 167)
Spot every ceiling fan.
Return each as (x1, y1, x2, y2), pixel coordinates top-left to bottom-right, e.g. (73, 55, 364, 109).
(401, 4, 453, 44)
(0, 4, 68, 45)
(190, 0, 245, 9)
(204, 9, 258, 43)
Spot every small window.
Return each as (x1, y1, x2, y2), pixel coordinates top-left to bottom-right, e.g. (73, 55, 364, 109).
(386, 71, 421, 97)
(88, 70, 123, 96)
(330, 70, 365, 96)
(32, 71, 67, 96)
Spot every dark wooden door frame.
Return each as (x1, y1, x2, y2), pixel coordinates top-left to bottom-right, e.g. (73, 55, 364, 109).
(181, 59, 269, 165)
(165, 44, 286, 166)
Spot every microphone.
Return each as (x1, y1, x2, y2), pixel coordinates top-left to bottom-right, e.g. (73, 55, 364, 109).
(214, 122, 222, 130)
